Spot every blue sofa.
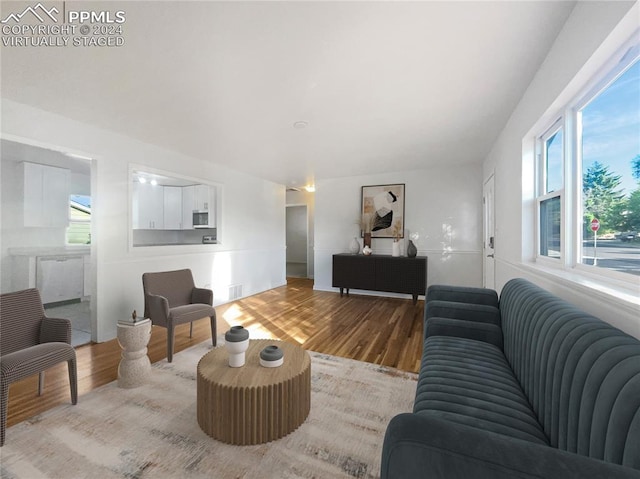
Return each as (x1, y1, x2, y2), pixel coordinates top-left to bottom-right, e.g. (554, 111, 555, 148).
(381, 278, 640, 478)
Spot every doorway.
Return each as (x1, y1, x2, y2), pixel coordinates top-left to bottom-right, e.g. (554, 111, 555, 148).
(0, 138, 95, 346)
(286, 205, 308, 278)
(483, 174, 496, 289)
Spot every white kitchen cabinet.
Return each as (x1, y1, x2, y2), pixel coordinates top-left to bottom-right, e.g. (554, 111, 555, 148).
(163, 186, 183, 229)
(21, 162, 70, 228)
(36, 256, 84, 304)
(182, 186, 195, 229)
(133, 182, 164, 229)
(194, 184, 210, 211)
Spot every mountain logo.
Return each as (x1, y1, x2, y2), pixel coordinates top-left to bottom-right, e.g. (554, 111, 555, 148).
(1, 3, 59, 24)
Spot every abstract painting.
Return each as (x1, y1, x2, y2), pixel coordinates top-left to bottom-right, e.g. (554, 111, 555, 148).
(361, 184, 405, 238)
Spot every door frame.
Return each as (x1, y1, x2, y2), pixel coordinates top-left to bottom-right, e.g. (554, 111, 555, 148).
(483, 173, 496, 289)
(285, 204, 309, 278)
(1, 133, 98, 342)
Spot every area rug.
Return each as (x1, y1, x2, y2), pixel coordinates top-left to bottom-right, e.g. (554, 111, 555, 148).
(0, 340, 417, 479)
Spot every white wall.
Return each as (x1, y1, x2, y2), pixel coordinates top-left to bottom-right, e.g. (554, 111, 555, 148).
(314, 165, 483, 296)
(1, 99, 286, 342)
(482, 1, 639, 338)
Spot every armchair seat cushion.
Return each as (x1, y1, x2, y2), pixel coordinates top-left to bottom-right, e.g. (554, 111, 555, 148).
(1, 343, 76, 384)
(415, 336, 548, 446)
(169, 303, 216, 325)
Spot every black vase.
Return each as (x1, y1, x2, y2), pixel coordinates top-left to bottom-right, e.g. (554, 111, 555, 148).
(407, 240, 417, 258)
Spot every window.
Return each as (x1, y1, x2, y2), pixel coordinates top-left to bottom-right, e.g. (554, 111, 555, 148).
(534, 34, 639, 280)
(539, 196, 561, 259)
(579, 59, 640, 271)
(536, 121, 564, 260)
(67, 195, 91, 245)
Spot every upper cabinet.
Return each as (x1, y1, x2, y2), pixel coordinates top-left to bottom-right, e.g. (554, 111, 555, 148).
(133, 182, 164, 229)
(21, 162, 70, 228)
(131, 168, 220, 245)
(194, 184, 210, 211)
(163, 186, 183, 230)
(182, 186, 195, 229)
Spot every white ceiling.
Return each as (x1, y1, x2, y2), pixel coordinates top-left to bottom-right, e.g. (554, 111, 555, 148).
(1, 1, 576, 187)
(1, 139, 91, 175)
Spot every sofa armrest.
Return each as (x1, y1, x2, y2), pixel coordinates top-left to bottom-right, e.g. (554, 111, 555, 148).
(426, 284, 498, 307)
(425, 317, 503, 348)
(381, 413, 639, 479)
(39, 317, 72, 344)
(192, 287, 213, 306)
(425, 300, 500, 325)
(147, 293, 170, 326)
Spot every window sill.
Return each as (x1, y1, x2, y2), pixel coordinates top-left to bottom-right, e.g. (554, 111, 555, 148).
(519, 261, 639, 316)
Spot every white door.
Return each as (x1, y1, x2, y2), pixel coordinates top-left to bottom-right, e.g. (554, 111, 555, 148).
(483, 174, 496, 289)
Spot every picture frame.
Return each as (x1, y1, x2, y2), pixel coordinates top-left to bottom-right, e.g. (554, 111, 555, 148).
(361, 184, 405, 238)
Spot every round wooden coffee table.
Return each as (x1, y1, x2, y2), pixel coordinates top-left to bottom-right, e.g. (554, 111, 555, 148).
(197, 339, 311, 445)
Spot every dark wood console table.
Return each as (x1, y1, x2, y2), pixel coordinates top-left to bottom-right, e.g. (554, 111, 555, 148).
(332, 254, 427, 304)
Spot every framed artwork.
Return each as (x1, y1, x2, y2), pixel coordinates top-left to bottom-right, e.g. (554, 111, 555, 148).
(361, 184, 405, 238)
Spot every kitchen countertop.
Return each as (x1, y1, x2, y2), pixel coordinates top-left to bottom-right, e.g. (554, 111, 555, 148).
(9, 246, 91, 256)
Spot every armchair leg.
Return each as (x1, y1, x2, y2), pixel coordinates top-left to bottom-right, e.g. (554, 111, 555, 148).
(210, 312, 217, 347)
(167, 324, 175, 363)
(38, 372, 45, 396)
(189, 322, 193, 338)
(0, 379, 7, 447)
(68, 358, 78, 405)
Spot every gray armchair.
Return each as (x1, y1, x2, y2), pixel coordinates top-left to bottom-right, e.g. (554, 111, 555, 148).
(142, 269, 217, 363)
(0, 288, 78, 447)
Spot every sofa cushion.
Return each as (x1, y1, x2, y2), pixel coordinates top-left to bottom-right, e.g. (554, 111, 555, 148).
(426, 284, 499, 307)
(414, 336, 549, 446)
(425, 300, 501, 326)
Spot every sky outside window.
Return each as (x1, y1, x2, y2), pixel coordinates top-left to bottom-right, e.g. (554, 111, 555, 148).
(581, 60, 639, 197)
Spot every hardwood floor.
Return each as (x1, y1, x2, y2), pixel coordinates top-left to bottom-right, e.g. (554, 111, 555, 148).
(5, 278, 423, 429)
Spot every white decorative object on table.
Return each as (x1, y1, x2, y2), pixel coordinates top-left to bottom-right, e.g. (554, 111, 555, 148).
(349, 237, 360, 254)
(225, 325, 250, 367)
(391, 241, 401, 257)
(117, 314, 152, 389)
(363, 245, 373, 256)
(260, 345, 284, 368)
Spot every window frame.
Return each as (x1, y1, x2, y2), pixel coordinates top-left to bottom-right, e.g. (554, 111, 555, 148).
(532, 30, 640, 284)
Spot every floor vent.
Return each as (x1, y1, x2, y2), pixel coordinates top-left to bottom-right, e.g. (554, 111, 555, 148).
(229, 284, 243, 300)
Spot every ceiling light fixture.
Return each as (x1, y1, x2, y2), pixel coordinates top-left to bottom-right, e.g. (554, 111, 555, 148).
(138, 177, 147, 184)
(150, 179, 158, 186)
(305, 185, 316, 193)
(293, 121, 308, 129)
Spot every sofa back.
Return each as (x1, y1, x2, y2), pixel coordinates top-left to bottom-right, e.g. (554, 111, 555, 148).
(499, 278, 640, 469)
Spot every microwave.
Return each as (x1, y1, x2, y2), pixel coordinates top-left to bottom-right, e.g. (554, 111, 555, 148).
(193, 211, 209, 228)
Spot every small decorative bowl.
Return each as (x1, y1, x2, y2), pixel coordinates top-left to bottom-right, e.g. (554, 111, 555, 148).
(260, 345, 284, 368)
